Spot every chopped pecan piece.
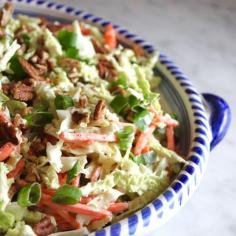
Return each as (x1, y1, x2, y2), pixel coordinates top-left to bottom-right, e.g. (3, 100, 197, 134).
(29, 55, 39, 64)
(25, 172, 37, 182)
(0, 3, 13, 27)
(1, 83, 11, 95)
(11, 82, 34, 101)
(68, 67, 78, 80)
(18, 58, 45, 81)
(117, 34, 145, 57)
(34, 64, 48, 75)
(46, 58, 55, 71)
(77, 95, 88, 108)
(59, 57, 80, 69)
(109, 85, 126, 95)
(33, 217, 55, 236)
(36, 48, 50, 62)
(42, 133, 58, 145)
(30, 139, 46, 156)
(72, 111, 90, 124)
(93, 100, 106, 120)
(92, 39, 109, 54)
(97, 59, 117, 80)
(8, 184, 18, 200)
(0, 121, 19, 145)
(0, 29, 5, 38)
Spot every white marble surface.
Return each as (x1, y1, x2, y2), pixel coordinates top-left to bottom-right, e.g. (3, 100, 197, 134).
(57, 0, 236, 235)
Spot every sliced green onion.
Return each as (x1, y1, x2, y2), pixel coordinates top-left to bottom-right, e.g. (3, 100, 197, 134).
(128, 95, 141, 111)
(133, 108, 152, 131)
(64, 47, 80, 59)
(34, 100, 50, 112)
(0, 92, 9, 103)
(57, 30, 78, 50)
(54, 95, 74, 110)
(131, 151, 156, 166)
(17, 182, 41, 207)
(110, 95, 129, 114)
(5, 100, 26, 116)
(52, 185, 82, 205)
(110, 73, 128, 89)
(21, 33, 30, 47)
(25, 111, 53, 127)
(116, 126, 135, 151)
(67, 161, 80, 184)
(171, 113, 178, 121)
(9, 55, 26, 80)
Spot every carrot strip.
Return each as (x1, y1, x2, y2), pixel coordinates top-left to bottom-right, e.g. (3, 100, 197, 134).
(59, 131, 117, 143)
(166, 126, 175, 151)
(54, 215, 75, 231)
(58, 172, 67, 186)
(80, 195, 96, 204)
(66, 141, 93, 149)
(91, 166, 102, 182)
(7, 159, 25, 178)
(71, 174, 80, 187)
(42, 188, 56, 196)
(80, 24, 91, 35)
(141, 145, 150, 154)
(38, 203, 80, 229)
(107, 202, 129, 213)
(133, 125, 156, 156)
(41, 202, 81, 229)
(149, 107, 179, 127)
(104, 24, 117, 49)
(0, 142, 16, 161)
(41, 194, 110, 219)
(16, 179, 28, 187)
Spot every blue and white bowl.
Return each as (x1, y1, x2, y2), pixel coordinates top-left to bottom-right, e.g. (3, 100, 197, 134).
(5, 1, 231, 235)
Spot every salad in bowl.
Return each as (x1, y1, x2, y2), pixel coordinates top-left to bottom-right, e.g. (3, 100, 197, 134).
(0, 3, 186, 236)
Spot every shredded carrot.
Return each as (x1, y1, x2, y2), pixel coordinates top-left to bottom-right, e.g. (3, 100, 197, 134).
(0, 142, 16, 162)
(80, 24, 91, 35)
(141, 145, 150, 154)
(133, 124, 156, 156)
(54, 215, 75, 231)
(41, 194, 110, 219)
(41, 201, 81, 229)
(80, 195, 96, 204)
(104, 24, 117, 49)
(107, 202, 129, 213)
(91, 166, 102, 182)
(166, 126, 175, 151)
(58, 172, 67, 186)
(59, 131, 117, 143)
(149, 107, 179, 127)
(16, 179, 28, 187)
(7, 159, 25, 178)
(71, 174, 80, 187)
(38, 202, 80, 229)
(66, 140, 93, 149)
(42, 188, 56, 196)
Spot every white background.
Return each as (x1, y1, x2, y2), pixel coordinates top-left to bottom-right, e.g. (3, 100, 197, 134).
(50, 1, 236, 235)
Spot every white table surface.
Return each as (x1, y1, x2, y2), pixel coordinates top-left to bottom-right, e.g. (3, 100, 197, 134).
(56, 1, 236, 235)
